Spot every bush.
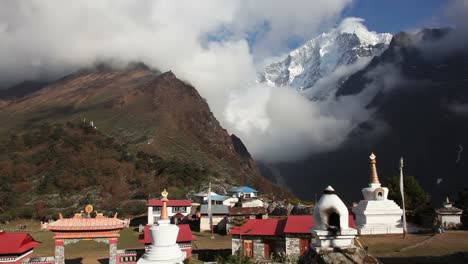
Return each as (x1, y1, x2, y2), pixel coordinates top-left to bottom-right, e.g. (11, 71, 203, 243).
(387, 175, 430, 211)
(120, 200, 147, 216)
(18, 207, 34, 219)
(216, 251, 255, 264)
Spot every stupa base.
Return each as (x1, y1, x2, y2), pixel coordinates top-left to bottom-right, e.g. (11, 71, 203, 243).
(357, 225, 404, 235)
(137, 244, 186, 264)
(311, 228, 357, 249)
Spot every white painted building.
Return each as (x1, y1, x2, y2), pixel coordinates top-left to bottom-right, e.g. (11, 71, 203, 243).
(193, 191, 218, 204)
(352, 153, 404, 235)
(228, 186, 258, 198)
(147, 199, 192, 225)
(435, 197, 463, 229)
(199, 204, 229, 233)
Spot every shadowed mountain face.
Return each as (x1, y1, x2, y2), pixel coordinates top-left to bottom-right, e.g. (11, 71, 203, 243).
(0, 65, 287, 205)
(269, 29, 468, 204)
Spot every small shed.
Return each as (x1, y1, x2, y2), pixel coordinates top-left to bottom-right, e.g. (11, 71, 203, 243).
(199, 204, 229, 233)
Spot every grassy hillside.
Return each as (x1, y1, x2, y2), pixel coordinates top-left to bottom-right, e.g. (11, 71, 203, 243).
(0, 121, 211, 221)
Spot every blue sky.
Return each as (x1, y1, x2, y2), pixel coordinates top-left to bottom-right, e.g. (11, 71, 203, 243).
(343, 0, 450, 33)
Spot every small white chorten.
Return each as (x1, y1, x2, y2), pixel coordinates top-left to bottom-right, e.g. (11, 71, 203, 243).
(352, 153, 403, 235)
(137, 189, 185, 264)
(435, 197, 463, 229)
(311, 186, 357, 250)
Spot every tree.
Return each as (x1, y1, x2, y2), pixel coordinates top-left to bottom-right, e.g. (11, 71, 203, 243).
(215, 253, 254, 264)
(386, 175, 430, 211)
(456, 188, 468, 210)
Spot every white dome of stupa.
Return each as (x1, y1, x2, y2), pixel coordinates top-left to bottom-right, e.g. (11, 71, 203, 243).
(314, 186, 350, 230)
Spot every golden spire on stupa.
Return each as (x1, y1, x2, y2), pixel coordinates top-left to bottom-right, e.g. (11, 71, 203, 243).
(369, 153, 380, 184)
(160, 189, 169, 220)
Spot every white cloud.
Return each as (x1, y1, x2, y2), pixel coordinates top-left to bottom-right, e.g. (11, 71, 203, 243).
(224, 84, 352, 162)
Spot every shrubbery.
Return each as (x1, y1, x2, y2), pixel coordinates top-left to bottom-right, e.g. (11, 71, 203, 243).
(0, 120, 212, 221)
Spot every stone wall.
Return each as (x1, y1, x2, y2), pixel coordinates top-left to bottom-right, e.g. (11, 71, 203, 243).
(231, 235, 287, 262)
(286, 235, 300, 257)
(253, 238, 264, 261)
(232, 238, 241, 254)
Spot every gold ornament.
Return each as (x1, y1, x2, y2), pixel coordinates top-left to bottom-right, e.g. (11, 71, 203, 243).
(85, 204, 94, 216)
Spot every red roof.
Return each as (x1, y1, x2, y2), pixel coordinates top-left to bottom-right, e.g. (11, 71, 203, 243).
(284, 215, 356, 234)
(139, 224, 197, 244)
(147, 199, 192, 207)
(284, 215, 314, 234)
(0, 232, 40, 254)
(42, 217, 129, 231)
(230, 218, 286, 236)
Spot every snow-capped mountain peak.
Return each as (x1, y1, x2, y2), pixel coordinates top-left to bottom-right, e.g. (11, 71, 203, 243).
(258, 17, 392, 99)
(337, 17, 392, 46)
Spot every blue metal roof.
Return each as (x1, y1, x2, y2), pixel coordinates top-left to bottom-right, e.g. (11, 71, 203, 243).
(228, 186, 258, 193)
(210, 194, 231, 201)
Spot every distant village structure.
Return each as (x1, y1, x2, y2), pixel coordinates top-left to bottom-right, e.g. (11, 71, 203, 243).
(197, 186, 264, 233)
(435, 197, 463, 229)
(138, 190, 186, 264)
(147, 199, 192, 225)
(193, 191, 237, 206)
(228, 186, 258, 198)
(352, 153, 404, 235)
(199, 204, 229, 233)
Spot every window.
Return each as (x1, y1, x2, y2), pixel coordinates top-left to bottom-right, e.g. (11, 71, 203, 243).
(153, 206, 161, 212)
(173, 206, 187, 213)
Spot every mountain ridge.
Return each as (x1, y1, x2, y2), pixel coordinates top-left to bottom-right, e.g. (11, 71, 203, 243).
(0, 65, 292, 221)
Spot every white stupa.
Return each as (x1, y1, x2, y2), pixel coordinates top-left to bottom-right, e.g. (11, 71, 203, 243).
(435, 197, 463, 229)
(137, 189, 185, 264)
(311, 186, 357, 249)
(352, 153, 403, 235)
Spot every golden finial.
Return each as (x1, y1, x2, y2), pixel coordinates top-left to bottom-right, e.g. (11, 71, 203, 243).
(369, 153, 380, 184)
(58, 213, 63, 219)
(161, 189, 169, 201)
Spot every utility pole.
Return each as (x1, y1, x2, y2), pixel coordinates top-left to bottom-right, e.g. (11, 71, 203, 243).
(208, 182, 214, 239)
(400, 157, 408, 238)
